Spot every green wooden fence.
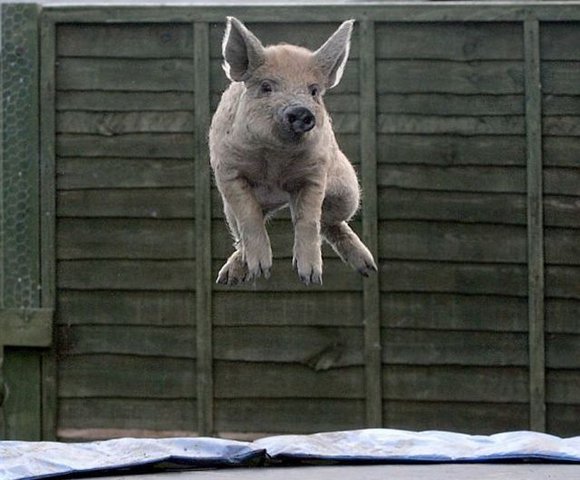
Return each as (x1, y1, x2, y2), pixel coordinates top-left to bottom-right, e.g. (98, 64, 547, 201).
(1, 1, 579, 440)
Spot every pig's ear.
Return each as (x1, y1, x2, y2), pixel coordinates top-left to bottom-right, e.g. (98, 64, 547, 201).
(222, 17, 266, 82)
(314, 20, 354, 89)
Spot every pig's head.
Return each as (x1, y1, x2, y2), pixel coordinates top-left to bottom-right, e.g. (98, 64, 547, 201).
(222, 17, 354, 147)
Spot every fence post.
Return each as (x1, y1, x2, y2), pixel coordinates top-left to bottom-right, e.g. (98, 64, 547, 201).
(360, 18, 383, 428)
(40, 10, 58, 442)
(194, 21, 213, 436)
(524, 13, 546, 433)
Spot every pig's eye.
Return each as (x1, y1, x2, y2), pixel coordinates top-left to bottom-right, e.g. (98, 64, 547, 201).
(260, 81, 273, 94)
(309, 85, 320, 97)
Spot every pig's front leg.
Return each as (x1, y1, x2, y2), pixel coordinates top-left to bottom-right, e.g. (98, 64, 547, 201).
(289, 181, 325, 285)
(217, 176, 272, 282)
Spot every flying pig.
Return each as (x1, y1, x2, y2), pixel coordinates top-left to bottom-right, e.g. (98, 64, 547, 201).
(210, 17, 377, 285)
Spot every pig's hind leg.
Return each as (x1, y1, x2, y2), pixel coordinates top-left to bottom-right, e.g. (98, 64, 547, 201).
(321, 177, 377, 276)
(216, 249, 249, 285)
(322, 222, 377, 276)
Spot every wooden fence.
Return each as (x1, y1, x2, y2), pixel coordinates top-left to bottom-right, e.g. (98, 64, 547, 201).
(0, 1, 578, 440)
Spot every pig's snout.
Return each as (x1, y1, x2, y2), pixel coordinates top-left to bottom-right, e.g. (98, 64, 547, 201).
(283, 106, 316, 134)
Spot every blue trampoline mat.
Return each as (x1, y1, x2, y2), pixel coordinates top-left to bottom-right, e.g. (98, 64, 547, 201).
(2, 429, 580, 480)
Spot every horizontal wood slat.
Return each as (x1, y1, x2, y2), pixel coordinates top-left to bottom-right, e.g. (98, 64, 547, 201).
(57, 325, 196, 357)
(380, 261, 527, 297)
(57, 218, 196, 259)
(59, 398, 197, 433)
(215, 398, 365, 435)
(376, 60, 523, 94)
(59, 355, 196, 398)
(382, 401, 528, 434)
(57, 290, 195, 326)
(57, 158, 194, 190)
(375, 22, 523, 60)
(57, 24, 193, 58)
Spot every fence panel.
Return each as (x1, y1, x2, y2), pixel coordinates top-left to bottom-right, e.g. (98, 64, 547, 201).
(36, 2, 580, 440)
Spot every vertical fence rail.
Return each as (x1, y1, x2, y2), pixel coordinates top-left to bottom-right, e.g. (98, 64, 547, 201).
(40, 14, 57, 441)
(194, 21, 214, 436)
(359, 19, 383, 428)
(0, 3, 4, 441)
(524, 14, 546, 432)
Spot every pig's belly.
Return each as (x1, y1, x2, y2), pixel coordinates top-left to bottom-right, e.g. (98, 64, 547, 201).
(252, 184, 290, 212)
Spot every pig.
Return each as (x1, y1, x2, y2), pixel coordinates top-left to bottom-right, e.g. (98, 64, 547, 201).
(209, 17, 377, 286)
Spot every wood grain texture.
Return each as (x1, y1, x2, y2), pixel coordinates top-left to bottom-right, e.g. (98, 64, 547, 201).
(49, 14, 580, 440)
(378, 221, 527, 263)
(57, 133, 194, 158)
(359, 18, 382, 427)
(376, 60, 523, 94)
(377, 165, 526, 193)
(41, 4, 580, 23)
(215, 398, 365, 434)
(378, 135, 526, 165)
(379, 93, 525, 116)
(194, 20, 213, 436)
(3, 351, 43, 440)
(58, 189, 194, 218)
(213, 291, 363, 326)
(57, 158, 194, 190)
(546, 266, 580, 300)
(381, 293, 527, 332)
(380, 261, 527, 297)
(57, 290, 195, 326)
(213, 326, 363, 368)
(57, 91, 195, 111)
(382, 365, 528, 403)
(57, 260, 196, 290)
(214, 361, 364, 399)
(57, 58, 194, 91)
(40, 14, 59, 440)
(525, 15, 545, 432)
(57, 111, 194, 135)
(58, 355, 196, 398)
(542, 22, 580, 61)
(378, 190, 526, 225)
(376, 22, 523, 60)
(383, 401, 528, 434)
(378, 114, 524, 135)
(547, 404, 580, 437)
(542, 62, 580, 94)
(59, 398, 197, 432)
(546, 299, 580, 334)
(57, 325, 196, 357)
(57, 24, 193, 58)
(57, 218, 195, 259)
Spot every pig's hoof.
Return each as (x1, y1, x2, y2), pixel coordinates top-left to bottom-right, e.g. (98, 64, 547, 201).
(243, 245, 272, 282)
(293, 256, 323, 286)
(216, 251, 248, 286)
(353, 252, 378, 277)
(244, 262, 271, 282)
(344, 244, 378, 277)
(357, 260, 378, 277)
